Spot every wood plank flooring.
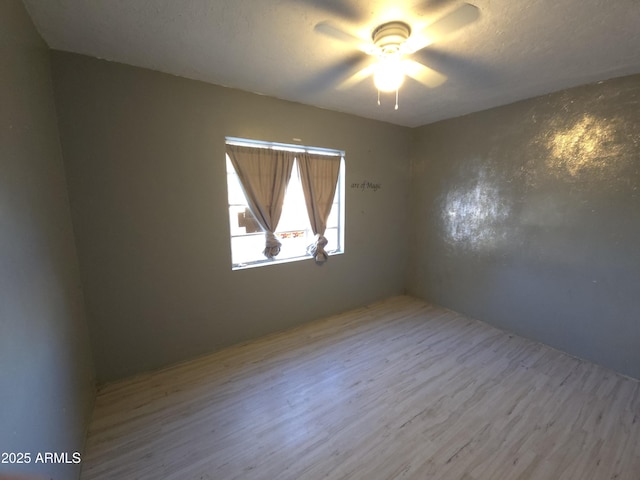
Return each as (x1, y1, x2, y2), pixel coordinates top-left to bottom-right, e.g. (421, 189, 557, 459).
(80, 296, 640, 480)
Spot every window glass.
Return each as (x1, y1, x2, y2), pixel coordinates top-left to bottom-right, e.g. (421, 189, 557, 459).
(225, 139, 344, 269)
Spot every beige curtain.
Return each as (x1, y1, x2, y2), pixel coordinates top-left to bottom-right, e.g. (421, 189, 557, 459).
(226, 145, 295, 259)
(297, 153, 341, 264)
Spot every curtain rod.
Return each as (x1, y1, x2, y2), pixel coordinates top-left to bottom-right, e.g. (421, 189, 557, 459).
(225, 137, 344, 156)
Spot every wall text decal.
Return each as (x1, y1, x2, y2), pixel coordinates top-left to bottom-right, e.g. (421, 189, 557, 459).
(350, 181, 382, 192)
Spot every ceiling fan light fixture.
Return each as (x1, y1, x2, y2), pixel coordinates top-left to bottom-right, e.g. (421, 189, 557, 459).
(370, 20, 411, 104)
(373, 55, 405, 92)
(372, 21, 411, 52)
(315, 4, 479, 111)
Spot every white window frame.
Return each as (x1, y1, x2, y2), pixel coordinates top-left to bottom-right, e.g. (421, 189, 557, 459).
(225, 137, 345, 270)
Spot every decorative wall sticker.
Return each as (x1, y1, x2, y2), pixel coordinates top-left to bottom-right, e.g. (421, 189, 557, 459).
(350, 181, 382, 192)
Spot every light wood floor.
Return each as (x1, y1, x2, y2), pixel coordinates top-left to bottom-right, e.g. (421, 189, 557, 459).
(80, 296, 640, 480)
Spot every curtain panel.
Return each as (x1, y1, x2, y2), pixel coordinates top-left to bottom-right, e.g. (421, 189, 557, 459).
(226, 145, 295, 259)
(297, 153, 341, 264)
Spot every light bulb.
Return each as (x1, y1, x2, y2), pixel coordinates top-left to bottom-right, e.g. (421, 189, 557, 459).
(373, 55, 405, 92)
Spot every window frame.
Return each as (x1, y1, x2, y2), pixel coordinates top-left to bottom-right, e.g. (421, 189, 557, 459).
(225, 137, 345, 270)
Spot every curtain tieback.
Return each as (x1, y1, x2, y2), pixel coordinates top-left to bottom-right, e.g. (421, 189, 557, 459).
(263, 231, 281, 259)
(307, 234, 329, 264)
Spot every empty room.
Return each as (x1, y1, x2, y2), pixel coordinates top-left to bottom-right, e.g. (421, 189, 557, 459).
(1, 0, 639, 479)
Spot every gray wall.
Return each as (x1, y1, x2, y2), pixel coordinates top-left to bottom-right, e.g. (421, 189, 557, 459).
(0, 2, 95, 479)
(46, 43, 639, 387)
(409, 75, 640, 379)
(51, 52, 411, 384)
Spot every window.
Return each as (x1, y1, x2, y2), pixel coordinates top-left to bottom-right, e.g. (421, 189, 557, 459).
(226, 138, 345, 269)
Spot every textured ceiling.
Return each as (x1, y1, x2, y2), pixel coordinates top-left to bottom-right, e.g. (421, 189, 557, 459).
(22, 0, 640, 127)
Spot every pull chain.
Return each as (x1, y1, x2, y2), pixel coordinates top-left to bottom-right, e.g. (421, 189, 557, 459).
(376, 89, 400, 110)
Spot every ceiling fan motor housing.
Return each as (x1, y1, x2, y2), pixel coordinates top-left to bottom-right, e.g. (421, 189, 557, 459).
(372, 21, 411, 55)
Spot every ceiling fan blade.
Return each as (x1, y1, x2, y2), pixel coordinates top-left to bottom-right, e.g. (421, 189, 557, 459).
(293, 52, 368, 96)
(404, 3, 480, 53)
(403, 59, 447, 88)
(314, 22, 375, 54)
(336, 62, 377, 90)
(298, 0, 363, 23)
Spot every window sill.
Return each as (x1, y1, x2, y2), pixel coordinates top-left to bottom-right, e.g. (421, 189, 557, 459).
(232, 250, 343, 270)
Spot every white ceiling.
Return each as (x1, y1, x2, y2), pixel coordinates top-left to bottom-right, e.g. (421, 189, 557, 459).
(22, 0, 640, 127)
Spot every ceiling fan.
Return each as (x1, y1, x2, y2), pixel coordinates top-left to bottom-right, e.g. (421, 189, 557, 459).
(315, 2, 480, 109)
